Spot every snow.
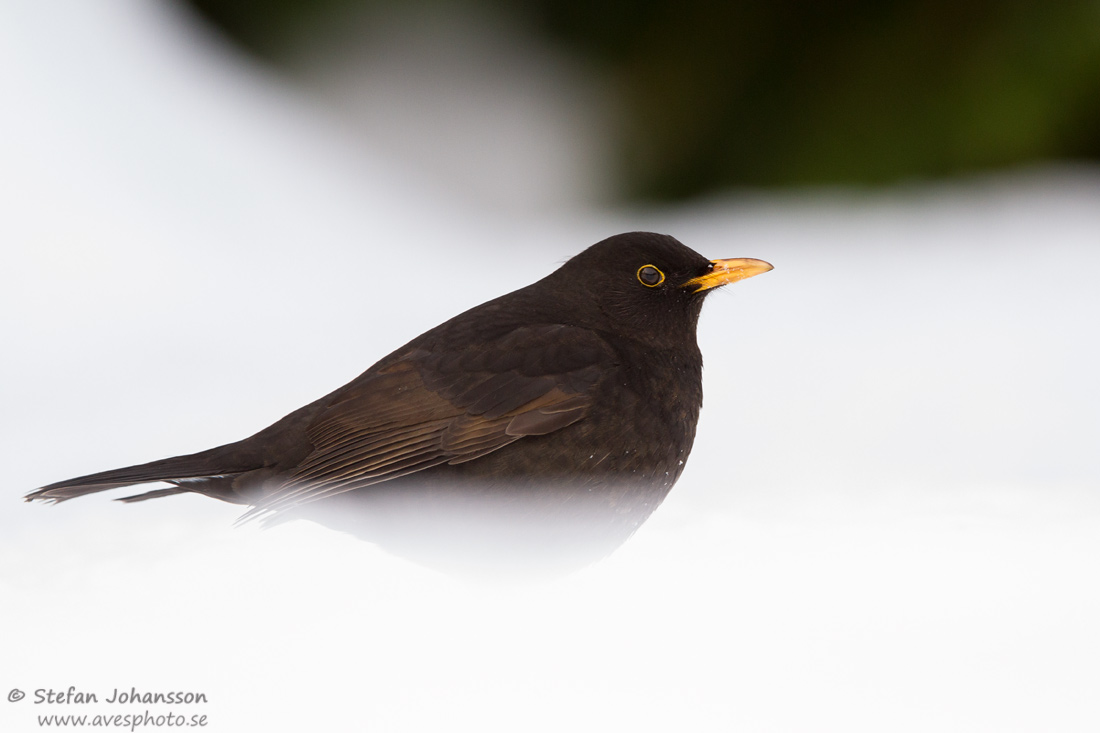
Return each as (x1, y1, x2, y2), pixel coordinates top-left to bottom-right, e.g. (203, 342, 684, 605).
(3, 2, 1100, 732)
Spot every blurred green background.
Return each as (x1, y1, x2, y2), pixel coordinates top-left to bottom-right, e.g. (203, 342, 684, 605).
(185, 0, 1100, 201)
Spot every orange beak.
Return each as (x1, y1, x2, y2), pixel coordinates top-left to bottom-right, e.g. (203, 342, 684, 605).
(682, 258, 774, 292)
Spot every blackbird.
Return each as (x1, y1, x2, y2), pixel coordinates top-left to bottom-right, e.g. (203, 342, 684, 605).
(27, 232, 771, 573)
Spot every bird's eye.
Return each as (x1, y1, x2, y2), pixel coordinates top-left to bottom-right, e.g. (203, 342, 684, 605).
(637, 265, 665, 287)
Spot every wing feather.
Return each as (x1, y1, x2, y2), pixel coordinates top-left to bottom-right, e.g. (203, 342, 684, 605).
(240, 324, 614, 520)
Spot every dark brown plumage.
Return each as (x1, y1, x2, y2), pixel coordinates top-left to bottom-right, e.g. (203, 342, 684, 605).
(26, 232, 771, 573)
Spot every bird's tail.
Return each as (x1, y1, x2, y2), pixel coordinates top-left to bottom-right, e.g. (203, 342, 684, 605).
(24, 445, 257, 504)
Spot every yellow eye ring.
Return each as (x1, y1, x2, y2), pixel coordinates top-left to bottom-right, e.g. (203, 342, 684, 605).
(637, 264, 665, 287)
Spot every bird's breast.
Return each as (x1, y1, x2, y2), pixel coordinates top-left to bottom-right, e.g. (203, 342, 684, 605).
(445, 343, 703, 493)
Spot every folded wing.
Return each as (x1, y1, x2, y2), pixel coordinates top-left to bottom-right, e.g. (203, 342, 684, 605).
(241, 324, 612, 519)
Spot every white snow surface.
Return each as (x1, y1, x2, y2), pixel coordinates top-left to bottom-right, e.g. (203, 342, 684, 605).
(3, 2, 1100, 732)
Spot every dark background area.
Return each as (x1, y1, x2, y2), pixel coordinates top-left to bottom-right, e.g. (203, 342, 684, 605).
(185, 0, 1100, 201)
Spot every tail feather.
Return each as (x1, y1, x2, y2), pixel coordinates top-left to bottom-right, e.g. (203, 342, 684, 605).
(117, 487, 192, 503)
(25, 446, 254, 504)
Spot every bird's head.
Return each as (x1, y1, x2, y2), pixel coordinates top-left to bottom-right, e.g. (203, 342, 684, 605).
(542, 232, 773, 348)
